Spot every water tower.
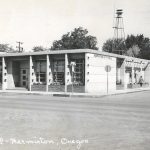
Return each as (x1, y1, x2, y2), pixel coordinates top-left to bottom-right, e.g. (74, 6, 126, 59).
(112, 9, 125, 55)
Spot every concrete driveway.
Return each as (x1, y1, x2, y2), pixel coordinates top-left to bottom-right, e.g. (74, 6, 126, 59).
(0, 91, 150, 150)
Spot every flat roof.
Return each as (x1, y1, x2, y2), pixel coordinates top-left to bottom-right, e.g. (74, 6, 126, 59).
(0, 49, 149, 62)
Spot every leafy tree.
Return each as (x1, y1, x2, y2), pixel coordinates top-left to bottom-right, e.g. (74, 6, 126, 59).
(125, 34, 150, 49)
(125, 34, 150, 59)
(140, 44, 150, 60)
(0, 44, 14, 53)
(102, 34, 150, 59)
(125, 45, 140, 57)
(50, 27, 98, 50)
(102, 38, 126, 54)
(32, 46, 46, 52)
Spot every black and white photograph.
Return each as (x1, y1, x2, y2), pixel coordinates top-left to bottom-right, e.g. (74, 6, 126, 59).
(0, 0, 150, 149)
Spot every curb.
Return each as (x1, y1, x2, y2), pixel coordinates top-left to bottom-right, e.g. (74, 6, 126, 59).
(0, 88, 150, 98)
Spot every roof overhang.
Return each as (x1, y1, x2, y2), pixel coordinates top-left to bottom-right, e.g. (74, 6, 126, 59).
(0, 49, 149, 63)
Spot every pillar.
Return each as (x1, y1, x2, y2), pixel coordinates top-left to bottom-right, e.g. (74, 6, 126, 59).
(46, 55, 53, 92)
(140, 64, 144, 79)
(65, 54, 71, 93)
(144, 63, 150, 85)
(29, 55, 33, 91)
(85, 53, 88, 92)
(65, 54, 68, 92)
(2, 57, 7, 90)
(46, 55, 49, 92)
(131, 67, 134, 84)
(120, 59, 127, 89)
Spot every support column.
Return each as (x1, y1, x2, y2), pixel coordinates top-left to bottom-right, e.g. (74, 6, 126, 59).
(131, 66, 134, 84)
(2, 57, 7, 90)
(46, 54, 50, 92)
(29, 55, 33, 91)
(65, 54, 71, 93)
(65, 54, 68, 93)
(140, 65, 144, 79)
(120, 59, 127, 89)
(85, 53, 88, 92)
(144, 63, 150, 85)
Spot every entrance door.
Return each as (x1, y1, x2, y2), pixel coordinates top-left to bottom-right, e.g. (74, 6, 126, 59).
(20, 69, 28, 88)
(13, 61, 20, 87)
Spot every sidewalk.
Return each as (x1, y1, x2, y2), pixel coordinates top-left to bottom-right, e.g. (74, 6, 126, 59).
(0, 87, 150, 98)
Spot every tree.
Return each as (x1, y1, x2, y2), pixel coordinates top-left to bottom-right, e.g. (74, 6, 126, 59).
(140, 44, 150, 60)
(32, 46, 46, 52)
(125, 45, 140, 57)
(50, 27, 98, 50)
(102, 34, 150, 59)
(125, 34, 150, 49)
(0, 44, 14, 53)
(125, 34, 150, 59)
(102, 38, 126, 54)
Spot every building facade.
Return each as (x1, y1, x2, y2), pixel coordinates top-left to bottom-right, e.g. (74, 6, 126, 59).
(0, 49, 150, 93)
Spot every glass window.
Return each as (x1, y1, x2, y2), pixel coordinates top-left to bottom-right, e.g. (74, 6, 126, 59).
(71, 59, 85, 85)
(23, 76, 26, 80)
(23, 81, 26, 86)
(35, 61, 46, 83)
(53, 60, 65, 84)
(53, 60, 65, 72)
(22, 70, 26, 74)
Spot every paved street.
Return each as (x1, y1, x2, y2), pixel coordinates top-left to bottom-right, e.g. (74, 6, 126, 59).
(0, 91, 150, 150)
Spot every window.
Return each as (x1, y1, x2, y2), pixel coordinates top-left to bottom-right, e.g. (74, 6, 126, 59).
(23, 76, 26, 80)
(35, 61, 46, 83)
(72, 59, 85, 85)
(22, 70, 26, 74)
(53, 60, 65, 84)
(23, 81, 26, 86)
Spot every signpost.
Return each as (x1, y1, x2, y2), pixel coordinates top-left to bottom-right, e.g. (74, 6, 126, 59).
(105, 65, 111, 94)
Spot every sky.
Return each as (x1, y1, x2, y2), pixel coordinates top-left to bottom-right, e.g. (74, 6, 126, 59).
(0, 0, 150, 51)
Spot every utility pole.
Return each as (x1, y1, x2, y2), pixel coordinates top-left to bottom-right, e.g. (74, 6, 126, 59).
(16, 41, 23, 52)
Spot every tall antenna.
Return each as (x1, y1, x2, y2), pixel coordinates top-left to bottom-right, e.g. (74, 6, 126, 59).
(112, 9, 125, 55)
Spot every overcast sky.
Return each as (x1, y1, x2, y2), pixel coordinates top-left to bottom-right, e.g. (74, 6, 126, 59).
(0, 0, 150, 51)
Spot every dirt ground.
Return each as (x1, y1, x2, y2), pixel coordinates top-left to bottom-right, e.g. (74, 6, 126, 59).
(0, 91, 150, 150)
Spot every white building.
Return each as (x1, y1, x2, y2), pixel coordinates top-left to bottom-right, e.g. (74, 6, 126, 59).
(0, 49, 150, 93)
